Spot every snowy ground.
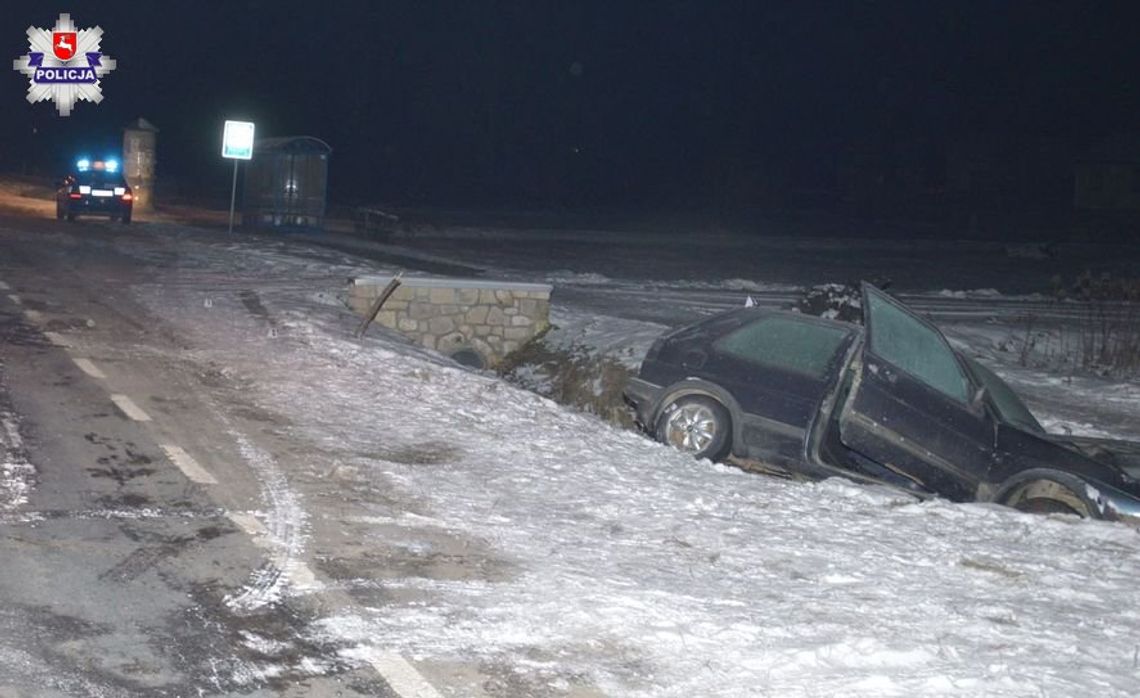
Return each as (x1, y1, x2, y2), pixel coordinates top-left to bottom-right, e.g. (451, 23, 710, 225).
(3, 212, 1140, 695)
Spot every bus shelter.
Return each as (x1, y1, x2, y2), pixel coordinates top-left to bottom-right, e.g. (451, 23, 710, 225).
(243, 136, 331, 229)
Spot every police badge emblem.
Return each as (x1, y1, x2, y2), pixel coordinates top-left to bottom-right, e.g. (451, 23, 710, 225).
(12, 13, 118, 116)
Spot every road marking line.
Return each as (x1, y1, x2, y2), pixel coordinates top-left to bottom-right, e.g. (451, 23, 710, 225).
(227, 511, 270, 544)
(110, 394, 151, 422)
(0, 281, 9, 290)
(160, 444, 218, 485)
(72, 358, 106, 379)
(285, 559, 321, 590)
(225, 512, 321, 590)
(23, 309, 42, 323)
(42, 332, 69, 347)
(2, 415, 24, 449)
(6, 294, 20, 304)
(358, 650, 444, 698)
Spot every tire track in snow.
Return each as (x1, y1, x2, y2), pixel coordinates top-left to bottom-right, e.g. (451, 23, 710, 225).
(222, 426, 317, 611)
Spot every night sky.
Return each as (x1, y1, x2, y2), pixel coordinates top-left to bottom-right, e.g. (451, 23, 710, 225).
(4, 2, 1140, 213)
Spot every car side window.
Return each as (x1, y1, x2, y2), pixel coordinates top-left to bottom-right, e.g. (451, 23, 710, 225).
(866, 291, 970, 402)
(714, 316, 849, 379)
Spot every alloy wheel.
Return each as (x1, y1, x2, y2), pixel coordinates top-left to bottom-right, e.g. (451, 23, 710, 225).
(663, 403, 718, 453)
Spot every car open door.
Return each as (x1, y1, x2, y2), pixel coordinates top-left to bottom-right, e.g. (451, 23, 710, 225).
(837, 284, 995, 500)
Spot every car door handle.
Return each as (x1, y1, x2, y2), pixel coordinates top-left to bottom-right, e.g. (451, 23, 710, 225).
(870, 361, 898, 384)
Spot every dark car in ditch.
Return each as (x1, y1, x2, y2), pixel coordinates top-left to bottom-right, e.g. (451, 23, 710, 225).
(623, 283, 1140, 523)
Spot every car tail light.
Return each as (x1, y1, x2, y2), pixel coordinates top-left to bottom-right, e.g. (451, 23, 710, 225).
(68, 192, 82, 199)
(121, 193, 133, 201)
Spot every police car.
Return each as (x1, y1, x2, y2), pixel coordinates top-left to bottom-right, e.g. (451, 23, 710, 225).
(56, 158, 133, 223)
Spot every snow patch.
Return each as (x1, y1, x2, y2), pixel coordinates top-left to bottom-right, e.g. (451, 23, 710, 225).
(1037, 418, 1121, 440)
(545, 270, 613, 286)
(223, 429, 316, 611)
(0, 411, 35, 511)
(936, 288, 1002, 298)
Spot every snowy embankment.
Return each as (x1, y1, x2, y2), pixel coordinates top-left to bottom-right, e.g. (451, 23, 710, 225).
(127, 230, 1140, 697)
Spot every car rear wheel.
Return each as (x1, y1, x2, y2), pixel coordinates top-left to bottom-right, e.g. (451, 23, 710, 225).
(656, 395, 731, 461)
(1007, 479, 1093, 518)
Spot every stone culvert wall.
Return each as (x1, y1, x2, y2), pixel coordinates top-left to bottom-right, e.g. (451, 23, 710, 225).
(348, 276, 553, 368)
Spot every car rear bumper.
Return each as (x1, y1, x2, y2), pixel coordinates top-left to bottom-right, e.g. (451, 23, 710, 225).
(68, 197, 131, 215)
(622, 377, 662, 432)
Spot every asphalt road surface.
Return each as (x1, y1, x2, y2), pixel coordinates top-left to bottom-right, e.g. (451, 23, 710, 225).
(0, 212, 529, 697)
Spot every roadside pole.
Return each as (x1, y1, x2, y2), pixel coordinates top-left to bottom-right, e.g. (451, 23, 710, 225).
(221, 120, 255, 233)
(228, 158, 239, 233)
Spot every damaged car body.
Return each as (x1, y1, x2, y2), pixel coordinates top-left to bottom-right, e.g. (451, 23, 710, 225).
(624, 283, 1140, 522)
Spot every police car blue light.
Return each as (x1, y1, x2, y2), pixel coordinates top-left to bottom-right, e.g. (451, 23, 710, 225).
(104, 159, 119, 172)
(76, 158, 91, 171)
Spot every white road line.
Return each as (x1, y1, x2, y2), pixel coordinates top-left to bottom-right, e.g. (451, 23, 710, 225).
(110, 394, 151, 422)
(358, 650, 445, 698)
(160, 444, 218, 485)
(0, 281, 10, 290)
(2, 415, 24, 449)
(227, 511, 270, 544)
(72, 358, 106, 379)
(23, 309, 42, 323)
(42, 332, 69, 347)
(6, 294, 20, 304)
(225, 512, 322, 589)
(285, 559, 321, 591)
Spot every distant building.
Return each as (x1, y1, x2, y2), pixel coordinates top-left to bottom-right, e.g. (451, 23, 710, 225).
(1074, 135, 1140, 212)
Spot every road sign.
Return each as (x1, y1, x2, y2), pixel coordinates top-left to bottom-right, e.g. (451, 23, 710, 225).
(222, 120, 255, 160)
(222, 119, 255, 232)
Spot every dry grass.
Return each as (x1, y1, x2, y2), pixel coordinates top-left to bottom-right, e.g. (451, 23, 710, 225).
(498, 336, 635, 427)
(1051, 272, 1140, 376)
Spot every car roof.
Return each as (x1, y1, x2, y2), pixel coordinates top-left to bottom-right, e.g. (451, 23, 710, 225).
(718, 306, 859, 332)
(72, 170, 127, 182)
(661, 306, 859, 347)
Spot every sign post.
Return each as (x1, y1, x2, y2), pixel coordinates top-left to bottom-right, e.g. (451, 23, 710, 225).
(221, 120, 255, 233)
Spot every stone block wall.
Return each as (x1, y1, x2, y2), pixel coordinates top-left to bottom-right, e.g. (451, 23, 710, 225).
(348, 276, 553, 368)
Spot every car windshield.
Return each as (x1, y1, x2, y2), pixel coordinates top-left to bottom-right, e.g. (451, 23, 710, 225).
(964, 357, 1044, 434)
(75, 171, 126, 187)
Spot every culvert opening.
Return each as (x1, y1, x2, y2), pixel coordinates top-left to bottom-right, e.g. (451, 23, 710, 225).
(450, 347, 486, 369)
